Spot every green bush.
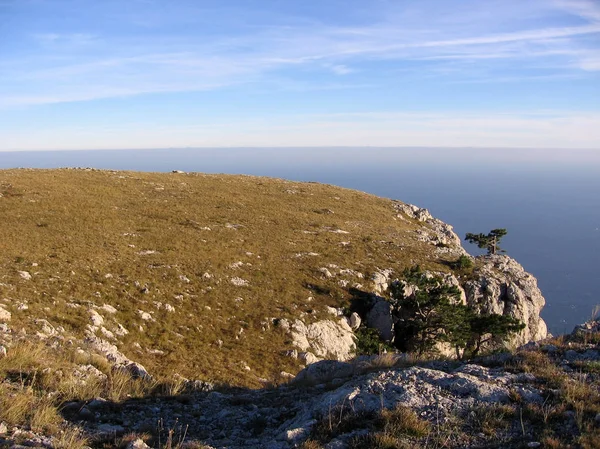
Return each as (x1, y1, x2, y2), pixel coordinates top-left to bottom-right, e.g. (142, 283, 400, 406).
(454, 255, 474, 270)
(355, 327, 393, 355)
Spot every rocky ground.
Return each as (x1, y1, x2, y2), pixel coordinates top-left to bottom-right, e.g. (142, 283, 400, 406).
(0, 319, 599, 448)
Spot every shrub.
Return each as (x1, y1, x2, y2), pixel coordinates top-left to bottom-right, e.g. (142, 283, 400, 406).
(355, 327, 394, 355)
(453, 255, 473, 270)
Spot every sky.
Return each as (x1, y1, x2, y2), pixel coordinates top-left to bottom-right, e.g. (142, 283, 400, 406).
(1, 0, 600, 151)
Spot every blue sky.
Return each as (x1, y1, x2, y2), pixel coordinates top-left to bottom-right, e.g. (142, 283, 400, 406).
(1, 0, 599, 150)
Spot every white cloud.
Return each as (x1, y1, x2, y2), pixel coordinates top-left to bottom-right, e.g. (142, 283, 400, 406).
(0, 0, 598, 107)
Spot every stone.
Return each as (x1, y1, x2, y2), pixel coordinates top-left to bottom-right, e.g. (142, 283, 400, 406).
(319, 267, 333, 278)
(0, 422, 7, 435)
(0, 346, 6, 358)
(464, 255, 548, 346)
(366, 297, 394, 342)
(393, 202, 465, 252)
(289, 319, 355, 361)
(293, 360, 355, 385)
(17, 271, 32, 280)
(371, 269, 393, 294)
(127, 439, 151, 449)
(138, 310, 153, 321)
(299, 352, 319, 365)
(347, 312, 361, 331)
(89, 309, 104, 327)
(0, 307, 10, 322)
(230, 277, 249, 287)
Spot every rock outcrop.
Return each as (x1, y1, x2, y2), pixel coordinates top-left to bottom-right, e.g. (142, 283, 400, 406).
(361, 256, 547, 351)
(465, 255, 548, 345)
(280, 318, 356, 363)
(393, 201, 466, 255)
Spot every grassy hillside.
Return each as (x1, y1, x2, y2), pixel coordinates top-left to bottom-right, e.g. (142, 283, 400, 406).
(0, 168, 457, 387)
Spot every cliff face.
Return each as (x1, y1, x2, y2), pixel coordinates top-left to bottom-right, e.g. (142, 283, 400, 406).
(465, 255, 548, 344)
(364, 202, 549, 349)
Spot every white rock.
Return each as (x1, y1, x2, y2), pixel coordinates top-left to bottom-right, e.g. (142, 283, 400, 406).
(163, 304, 175, 313)
(101, 304, 118, 314)
(0, 307, 11, 322)
(230, 277, 249, 287)
(371, 269, 393, 294)
(127, 439, 151, 449)
(464, 255, 548, 345)
(290, 318, 356, 361)
(319, 267, 333, 278)
(138, 310, 153, 321)
(17, 271, 32, 280)
(89, 310, 105, 327)
(115, 323, 129, 337)
(347, 312, 361, 331)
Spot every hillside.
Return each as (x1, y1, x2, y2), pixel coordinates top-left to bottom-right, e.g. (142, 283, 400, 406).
(0, 168, 466, 388)
(1, 169, 598, 449)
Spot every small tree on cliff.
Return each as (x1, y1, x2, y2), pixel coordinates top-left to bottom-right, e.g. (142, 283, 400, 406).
(390, 266, 525, 357)
(389, 266, 466, 355)
(465, 229, 507, 255)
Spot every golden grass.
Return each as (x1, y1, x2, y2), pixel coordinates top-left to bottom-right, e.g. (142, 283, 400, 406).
(0, 168, 453, 387)
(53, 426, 89, 449)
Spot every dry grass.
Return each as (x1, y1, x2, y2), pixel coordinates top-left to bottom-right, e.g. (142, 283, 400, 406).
(0, 168, 453, 387)
(53, 426, 89, 449)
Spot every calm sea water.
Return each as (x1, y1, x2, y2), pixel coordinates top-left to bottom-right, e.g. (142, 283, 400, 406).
(1, 147, 599, 335)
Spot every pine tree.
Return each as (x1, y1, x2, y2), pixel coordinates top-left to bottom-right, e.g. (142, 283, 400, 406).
(389, 266, 525, 358)
(465, 229, 508, 255)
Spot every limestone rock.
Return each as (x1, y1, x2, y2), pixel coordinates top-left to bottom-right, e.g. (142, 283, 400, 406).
(371, 269, 393, 294)
(17, 271, 32, 280)
(0, 307, 10, 322)
(89, 309, 104, 327)
(289, 319, 356, 361)
(293, 360, 355, 385)
(464, 255, 548, 345)
(393, 201, 465, 252)
(127, 439, 151, 449)
(365, 297, 394, 342)
(347, 312, 361, 331)
(84, 336, 151, 379)
(35, 319, 57, 338)
(72, 364, 107, 384)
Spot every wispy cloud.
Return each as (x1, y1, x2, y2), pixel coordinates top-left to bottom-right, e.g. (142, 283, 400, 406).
(1, 0, 599, 108)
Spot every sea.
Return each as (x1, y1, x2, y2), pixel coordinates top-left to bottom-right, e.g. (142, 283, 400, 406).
(1, 147, 599, 336)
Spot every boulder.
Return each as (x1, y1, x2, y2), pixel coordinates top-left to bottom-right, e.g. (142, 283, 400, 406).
(84, 336, 151, 379)
(464, 255, 548, 345)
(293, 360, 355, 385)
(347, 312, 361, 331)
(365, 297, 394, 342)
(0, 307, 10, 322)
(371, 269, 393, 294)
(289, 318, 356, 361)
